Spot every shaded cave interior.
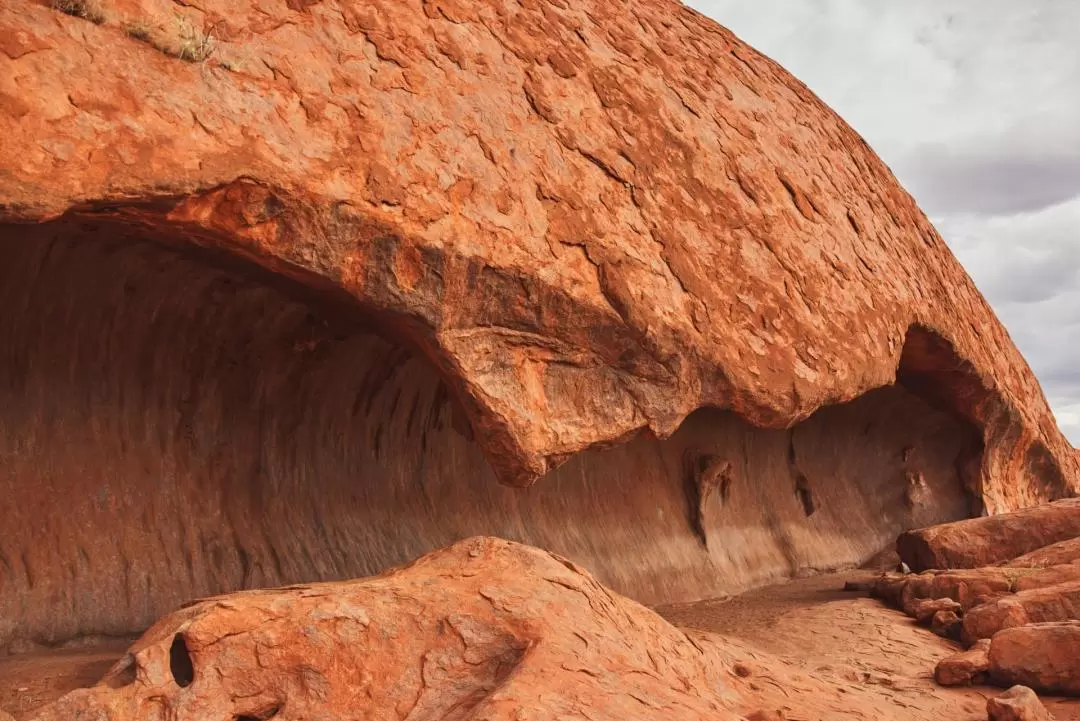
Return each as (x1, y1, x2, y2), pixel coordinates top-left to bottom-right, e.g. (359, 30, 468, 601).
(0, 214, 989, 648)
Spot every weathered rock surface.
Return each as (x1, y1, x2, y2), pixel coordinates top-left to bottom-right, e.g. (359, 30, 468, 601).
(987, 686, 1055, 721)
(963, 581, 1080, 642)
(989, 622, 1080, 696)
(874, 568, 1012, 612)
(897, 499, 1080, 572)
(1, 0, 1076, 648)
(912, 596, 962, 623)
(29, 537, 748, 721)
(1008, 538, 1080, 569)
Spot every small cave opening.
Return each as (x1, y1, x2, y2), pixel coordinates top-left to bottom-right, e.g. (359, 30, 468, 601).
(0, 215, 988, 648)
(894, 325, 992, 515)
(169, 635, 194, 688)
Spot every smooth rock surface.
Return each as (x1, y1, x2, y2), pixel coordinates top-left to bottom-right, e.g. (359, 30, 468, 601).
(989, 622, 1080, 696)
(897, 500, 1080, 572)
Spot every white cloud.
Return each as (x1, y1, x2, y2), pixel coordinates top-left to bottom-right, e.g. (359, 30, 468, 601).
(687, 0, 1080, 444)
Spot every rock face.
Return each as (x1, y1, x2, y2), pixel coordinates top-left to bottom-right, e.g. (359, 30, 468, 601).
(0, 0, 1077, 648)
(898, 500, 1080, 571)
(28, 537, 746, 721)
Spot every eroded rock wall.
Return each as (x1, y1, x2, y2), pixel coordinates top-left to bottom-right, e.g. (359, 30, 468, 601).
(1, 0, 1076, 505)
(1, 220, 976, 646)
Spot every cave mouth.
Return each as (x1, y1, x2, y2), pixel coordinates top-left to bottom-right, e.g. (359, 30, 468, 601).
(0, 215, 981, 649)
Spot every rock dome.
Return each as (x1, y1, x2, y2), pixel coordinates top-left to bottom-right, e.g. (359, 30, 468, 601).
(0, 0, 1075, 647)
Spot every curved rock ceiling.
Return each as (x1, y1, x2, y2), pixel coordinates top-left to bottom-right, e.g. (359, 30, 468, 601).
(0, 0, 1075, 646)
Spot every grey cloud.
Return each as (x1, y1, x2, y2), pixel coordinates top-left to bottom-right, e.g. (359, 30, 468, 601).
(900, 148, 1080, 216)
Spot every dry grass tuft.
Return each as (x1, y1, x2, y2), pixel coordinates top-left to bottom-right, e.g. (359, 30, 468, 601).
(123, 21, 152, 42)
(51, 0, 106, 24)
(175, 15, 217, 63)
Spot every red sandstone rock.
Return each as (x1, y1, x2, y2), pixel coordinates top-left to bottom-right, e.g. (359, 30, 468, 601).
(4, 0, 1070, 500)
(30, 537, 745, 721)
(875, 558, 1080, 621)
(989, 622, 1080, 696)
(936, 639, 991, 687)
(911, 596, 962, 624)
(1, 0, 1077, 651)
(1007, 538, 1080, 569)
(879, 568, 1013, 613)
(931, 609, 963, 640)
(898, 500, 1080, 571)
(987, 686, 1055, 721)
(963, 580, 1080, 643)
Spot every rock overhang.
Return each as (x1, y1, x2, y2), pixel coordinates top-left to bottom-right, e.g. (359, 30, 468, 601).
(0, 0, 1077, 647)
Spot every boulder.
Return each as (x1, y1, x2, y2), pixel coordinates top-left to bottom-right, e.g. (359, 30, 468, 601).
(963, 580, 1080, 643)
(897, 499, 1080, 572)
(884, 568, 1012, 613)
(911, 596, 962, 624)
(986, 686, 1054, 721)
(28, 537, 745, 721)
(936, 639, 991, 687)
(988, 622, 1080, 696)
(1, 0, 1077, 650)
(877, 561, 1080, 617)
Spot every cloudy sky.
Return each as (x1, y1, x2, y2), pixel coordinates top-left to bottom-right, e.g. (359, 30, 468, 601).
(688, 0, 1080, 445)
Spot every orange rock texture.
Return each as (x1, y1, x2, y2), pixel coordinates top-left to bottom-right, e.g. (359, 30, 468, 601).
(987, 686, 1055, 721)
(28, 538, 749, 721)
(34, 537, 1069, 721)
(1, 0, 1077, 649)
(898, 499, 1080, 571)
(875, 509, 1080, 699)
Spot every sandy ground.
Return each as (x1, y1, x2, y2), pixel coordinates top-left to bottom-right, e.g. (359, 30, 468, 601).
(658, 570, 1080, 720)
(2, 570, 1079, 720)
(0, 640, 132, 719)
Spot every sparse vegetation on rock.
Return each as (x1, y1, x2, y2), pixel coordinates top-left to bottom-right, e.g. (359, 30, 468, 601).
(174, 15, 216, 63)
(50, 0, 105, 24)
